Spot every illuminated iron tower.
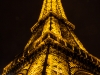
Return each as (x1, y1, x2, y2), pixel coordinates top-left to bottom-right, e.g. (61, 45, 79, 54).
(2, 0, 100, 75)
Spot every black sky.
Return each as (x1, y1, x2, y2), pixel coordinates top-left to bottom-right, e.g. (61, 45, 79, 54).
(0, 0, 100, 74)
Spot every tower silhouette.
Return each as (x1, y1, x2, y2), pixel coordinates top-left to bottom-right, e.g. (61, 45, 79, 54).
(2, 0, 100, 75)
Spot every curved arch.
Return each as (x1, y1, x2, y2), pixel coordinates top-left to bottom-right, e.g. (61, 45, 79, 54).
(74, 70, 93, 75)
(17, 69, 28, 75)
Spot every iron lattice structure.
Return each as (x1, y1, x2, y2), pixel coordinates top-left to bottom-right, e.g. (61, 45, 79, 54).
(2, 0, 100, 75)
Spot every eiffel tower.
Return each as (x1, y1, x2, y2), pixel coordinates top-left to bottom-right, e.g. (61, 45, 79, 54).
(2, 0, 100, 75)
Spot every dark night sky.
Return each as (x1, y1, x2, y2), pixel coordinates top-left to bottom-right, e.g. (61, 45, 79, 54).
(0, 0, 100, 74)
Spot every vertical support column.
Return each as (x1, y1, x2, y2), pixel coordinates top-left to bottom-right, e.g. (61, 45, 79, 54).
(67, 57, 71, 75)
(42, 44, 50, 75)
(50, 16, 52, 31)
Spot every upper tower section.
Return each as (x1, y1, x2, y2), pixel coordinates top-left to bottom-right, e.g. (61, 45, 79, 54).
(31, 0, 75, 32)
(38, 0, 67, 21)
